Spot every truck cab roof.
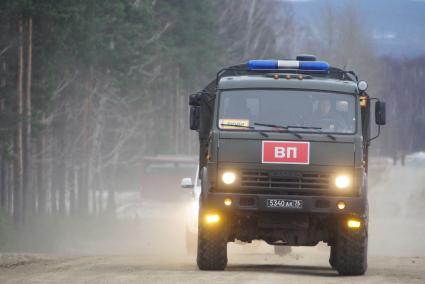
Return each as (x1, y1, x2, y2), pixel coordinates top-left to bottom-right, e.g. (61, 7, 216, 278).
(218, 75, 358, 94)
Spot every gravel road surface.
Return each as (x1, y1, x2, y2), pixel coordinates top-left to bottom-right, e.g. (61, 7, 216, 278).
(0, 251, 424, 284)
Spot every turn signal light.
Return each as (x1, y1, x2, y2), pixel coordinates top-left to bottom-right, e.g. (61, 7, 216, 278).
(205, 213, 220, 224)
(347, 219, 361, 229)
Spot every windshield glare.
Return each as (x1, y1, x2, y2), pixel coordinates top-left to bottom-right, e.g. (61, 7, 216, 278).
(218, 90, 356, 134)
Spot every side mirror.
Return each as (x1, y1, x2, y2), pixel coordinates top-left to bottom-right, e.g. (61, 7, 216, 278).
(375, 101, 386, 125)
(181, 177, 194, 189)
(190, 106, 200, 130)
(189, 93, 201, 106)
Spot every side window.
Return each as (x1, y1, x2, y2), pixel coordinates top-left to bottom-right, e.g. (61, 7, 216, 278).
(335, 99, 356, 132)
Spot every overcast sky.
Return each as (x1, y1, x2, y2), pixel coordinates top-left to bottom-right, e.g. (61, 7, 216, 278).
(290, 0, 425, 58)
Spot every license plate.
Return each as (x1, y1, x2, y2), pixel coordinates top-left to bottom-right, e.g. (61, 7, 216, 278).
(266, 199, 303, 209)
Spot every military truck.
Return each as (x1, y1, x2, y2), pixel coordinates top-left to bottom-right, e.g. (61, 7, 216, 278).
(188, 55, 386, 275)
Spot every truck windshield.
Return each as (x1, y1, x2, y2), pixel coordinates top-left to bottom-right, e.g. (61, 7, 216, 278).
(218, 89, 356, 134)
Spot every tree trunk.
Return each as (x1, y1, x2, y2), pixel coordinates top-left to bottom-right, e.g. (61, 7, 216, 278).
(8, 160, 14, 215)
(52, 125, 66, 217)
(1, 157, 9, 213)
(58, 153, 66, 217)
(23, 15, 33, 223)
(68, 165, 77, 217)
(78, 165, 88, 217)
(48, 130, 57, 215)
(90, 167, 96, 216)
(0, 53, 6, 211)
(36, 134, 46, 215)
(0, 149, 4, 210)
(78, 70, 93, 217)
(14, 14, 24, 225)
(97, 171, 103, 214)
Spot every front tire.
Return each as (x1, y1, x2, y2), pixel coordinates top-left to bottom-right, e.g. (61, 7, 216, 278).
(196, 216, 228, 270)
(332, 222, 368, 275)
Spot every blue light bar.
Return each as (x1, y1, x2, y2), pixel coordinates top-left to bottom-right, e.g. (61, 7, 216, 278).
(247, 60, 278, 70)
(247, 60, 329, 71)
(299, 61, 329, 71)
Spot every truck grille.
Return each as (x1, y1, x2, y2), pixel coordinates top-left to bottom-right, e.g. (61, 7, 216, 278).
(241, 170, 330, 192)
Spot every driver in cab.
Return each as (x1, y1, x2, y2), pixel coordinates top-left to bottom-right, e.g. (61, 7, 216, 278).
(315, 99, 347, 132)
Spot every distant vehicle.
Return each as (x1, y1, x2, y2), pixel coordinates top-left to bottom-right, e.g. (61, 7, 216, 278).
(181, 167, 201, 255)
(141, 155, 197, 201)
(188, 55, 386, 275)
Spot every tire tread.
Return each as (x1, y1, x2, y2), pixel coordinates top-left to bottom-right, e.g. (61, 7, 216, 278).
(333, 226, 368, 276)
(197, 224, 227, 270)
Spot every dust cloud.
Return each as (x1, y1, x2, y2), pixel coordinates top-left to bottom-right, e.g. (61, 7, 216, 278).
(368, 153, 425, 257)
(145, 154, 425, 259)
(12, 154, 424, 261)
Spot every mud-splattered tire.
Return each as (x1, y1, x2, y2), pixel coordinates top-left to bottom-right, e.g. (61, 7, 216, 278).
(332, 225, 368, 275)
(274, 245, 292, 256)
(196, 221, 227, 270)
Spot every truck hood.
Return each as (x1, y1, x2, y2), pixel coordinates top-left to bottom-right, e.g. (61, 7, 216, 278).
(218, 136, 355, 166)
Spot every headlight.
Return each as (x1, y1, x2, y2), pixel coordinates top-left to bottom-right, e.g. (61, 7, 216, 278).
(335, 175, 351, 189)
(222, 172, 236, 185)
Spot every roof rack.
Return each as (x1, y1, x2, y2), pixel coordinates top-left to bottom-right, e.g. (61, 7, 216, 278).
(215, 64, 359, 89)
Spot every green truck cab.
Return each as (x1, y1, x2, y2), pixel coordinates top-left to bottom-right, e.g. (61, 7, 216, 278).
(188, 56, 386, 275)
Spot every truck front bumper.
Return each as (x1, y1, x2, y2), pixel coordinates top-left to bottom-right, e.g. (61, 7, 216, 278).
(204, 192, 366, 216)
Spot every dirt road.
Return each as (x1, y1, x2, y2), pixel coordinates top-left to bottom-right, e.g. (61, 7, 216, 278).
(1, 160, 424, 283)
(0, 250, 424, 284)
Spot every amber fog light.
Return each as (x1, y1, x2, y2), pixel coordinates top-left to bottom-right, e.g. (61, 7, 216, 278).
(347, 219, 361, 229)
(205, 213, 220, 224)
(224, 198, 232, 206)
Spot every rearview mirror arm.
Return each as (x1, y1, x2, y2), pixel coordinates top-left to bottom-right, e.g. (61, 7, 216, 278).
(367, 125, 380, 146)
(367, 98, 383, 145)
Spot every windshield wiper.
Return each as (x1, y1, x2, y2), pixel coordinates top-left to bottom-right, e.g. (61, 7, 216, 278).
(220, 123, 268, 137)
(285, 125, 336, 140)
(253, 122, 303, 139)
(254, 123, 337, 140)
